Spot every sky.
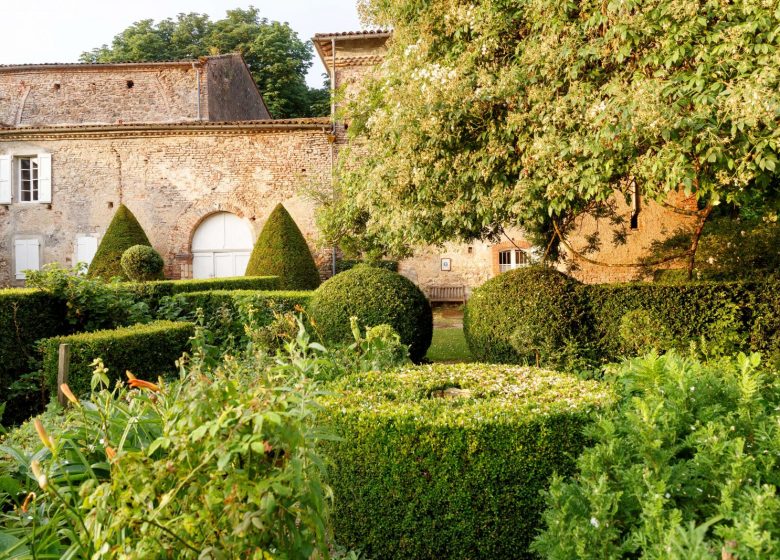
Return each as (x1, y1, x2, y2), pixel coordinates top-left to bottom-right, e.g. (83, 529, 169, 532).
(0, 0, 364, 87)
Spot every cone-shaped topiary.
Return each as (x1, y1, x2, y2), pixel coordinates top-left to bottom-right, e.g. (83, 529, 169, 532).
(245, 204, 321, 290)
(88, 204, 153, 280)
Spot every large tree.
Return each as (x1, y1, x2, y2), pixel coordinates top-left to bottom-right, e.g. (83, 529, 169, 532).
(321, 0, 780, 271)
(81, 8, 328, 118)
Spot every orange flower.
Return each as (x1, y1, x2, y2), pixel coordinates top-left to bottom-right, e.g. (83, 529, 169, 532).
(59, 383, 79, 406)
(33, 419, 54, 451)
(125, 371, 137, 381)
(20, 492, 36, 513)
(105, 446, 116, 461)
(30, 460, 47, 490)
(128, 378, 161, 392)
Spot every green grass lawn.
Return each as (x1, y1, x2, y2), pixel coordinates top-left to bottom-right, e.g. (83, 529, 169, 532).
(426, 328, 473, 363)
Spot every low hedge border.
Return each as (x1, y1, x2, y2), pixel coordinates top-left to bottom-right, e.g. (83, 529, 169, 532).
(172, 290, 314, 341)
(112, 276, 281, 311)
(0, 289, 68, 423)
(40, 320, 195, 396)
(322, 363, 611, 559)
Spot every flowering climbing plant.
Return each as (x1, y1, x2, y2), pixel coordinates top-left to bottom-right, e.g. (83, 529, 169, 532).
(321, 0, 780, 262)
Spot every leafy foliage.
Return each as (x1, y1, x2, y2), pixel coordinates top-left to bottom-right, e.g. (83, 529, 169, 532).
(533, 352, 780, 560)
(26, 264, 151, 332)
(335, 259, 399, 274)
(246, 203, 321, 290)
(0, 326, 335, 558)
(309, 265, 433, 362)
(39, 320, 195, 396)
(323, 0, 780, 257)
(0, 289, 67, 425)
(463, 266, 589, 367)
(322, 362, 612, 559)
(120, 244, 164, 282)
(160, 289, 314, 346)
(87, 205, 153, 281)
(81, 8, 328, 118)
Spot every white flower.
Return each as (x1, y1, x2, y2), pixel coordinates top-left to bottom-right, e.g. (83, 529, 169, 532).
(590, 517, 600, 528)
(690, 386, 695, 392)
(665, 493, 671, 499)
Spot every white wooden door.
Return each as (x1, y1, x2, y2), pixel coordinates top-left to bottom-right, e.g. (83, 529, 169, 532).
(191, 212, 254, 279)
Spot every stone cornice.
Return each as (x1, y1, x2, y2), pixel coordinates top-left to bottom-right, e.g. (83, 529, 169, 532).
(0, 119, 332, 140)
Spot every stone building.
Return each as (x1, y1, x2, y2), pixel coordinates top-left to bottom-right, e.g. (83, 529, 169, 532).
(0, 30, 695, 289)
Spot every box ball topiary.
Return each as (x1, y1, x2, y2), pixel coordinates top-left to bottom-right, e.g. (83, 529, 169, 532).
(322, 363, 612, 560)
(88, 204, 153, 280)
(245, 203, 321, 290)
(463, 266, 588, 365)
(121, 245, 165, 281)
(308, 265, 432, 362)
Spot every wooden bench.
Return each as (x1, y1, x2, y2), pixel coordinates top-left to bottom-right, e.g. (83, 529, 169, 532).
(427, 285, 467, 304)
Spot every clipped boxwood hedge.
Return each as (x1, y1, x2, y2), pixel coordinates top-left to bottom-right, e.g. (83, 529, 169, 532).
(40, 320, 195, 396)
(322, 363, 611, 559)
(586, 279, 780, 360)
(336, 259, 399, 274)
(309, 266, 433, 362)
(172, 289, 313, 341)
(113, 276, 281, 311)
(0, 289, 68, 423)
(463, 266, 588, 365)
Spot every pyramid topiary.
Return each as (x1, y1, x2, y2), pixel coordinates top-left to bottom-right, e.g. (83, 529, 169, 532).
(88, 204, 153, 280)
(245, 204, 321, 290)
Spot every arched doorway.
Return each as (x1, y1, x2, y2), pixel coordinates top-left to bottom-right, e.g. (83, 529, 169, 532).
(191, 212, 253, 279)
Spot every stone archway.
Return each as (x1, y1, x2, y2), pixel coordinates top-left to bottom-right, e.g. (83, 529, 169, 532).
(190, 212, 253, 279)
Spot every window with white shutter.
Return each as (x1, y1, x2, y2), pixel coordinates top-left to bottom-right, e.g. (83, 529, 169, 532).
(14, 238, 40, 280)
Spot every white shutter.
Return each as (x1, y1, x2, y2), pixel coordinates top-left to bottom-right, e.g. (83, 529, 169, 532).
(0, 155, 11, 204)
(37, 153, 51, 203)
(14, 239, 40, 280)
(76, 235, 98, 267)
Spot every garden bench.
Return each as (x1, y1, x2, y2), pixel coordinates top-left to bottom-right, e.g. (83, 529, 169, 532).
(427, 285, 467, 304)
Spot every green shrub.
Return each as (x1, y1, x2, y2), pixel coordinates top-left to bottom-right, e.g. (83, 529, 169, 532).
(1, 327, 333, 558)
(114, 275, 281, 311)
(40, 320, 195, 396)
(0, 289, 67, 424)
(534, 351, 780, 559)
(464, 266, 588, 366)
(586, 280, 780, 361)
(336, 259, 399, 274)
(26, 264, 151, 332)
(309, 266, 433, 362)
(166, 290, 313, 343)
(246, 204, 321, 290)
(120, 244, 164, 281)
(322, 363, 611, 559)
(87, 204, 153, 280)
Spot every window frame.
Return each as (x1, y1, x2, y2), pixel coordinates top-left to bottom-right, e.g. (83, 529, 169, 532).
(16, 156, 40, 203)
(498, 249, 530, 273)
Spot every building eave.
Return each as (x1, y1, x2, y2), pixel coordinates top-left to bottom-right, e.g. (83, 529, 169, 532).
(0, 119, 333, 140)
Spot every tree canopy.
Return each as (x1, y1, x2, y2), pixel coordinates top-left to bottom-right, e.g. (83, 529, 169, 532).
(321, 0, 780, 266)
(81, 8, 328, 119)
